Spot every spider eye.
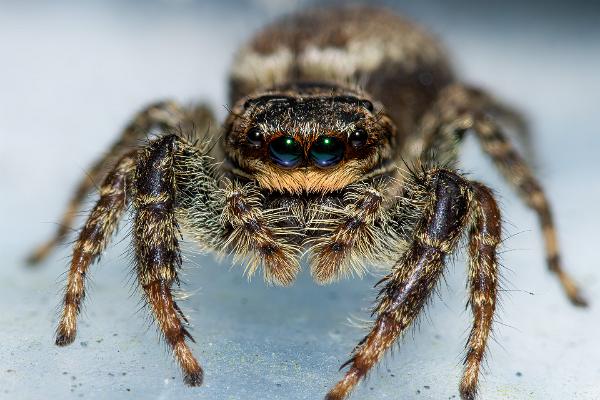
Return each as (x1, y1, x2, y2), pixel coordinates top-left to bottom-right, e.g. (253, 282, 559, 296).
(360, 100, 374, 112)
(269, 136, 303, 168)
(349, 129, 368, 148)
(309, 136, 344, 168)
(246, 128, 264, 146)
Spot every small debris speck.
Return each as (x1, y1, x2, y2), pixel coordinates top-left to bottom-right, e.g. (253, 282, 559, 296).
(516, 371, 523, 377)
(6, 369, 15, 373)
(108, 373, 114, 377)
(424, 385, 430, 389)
(121, 372, 127, 376)
(80, 341, 88, 347)
(126, 388, 131, 392)
(62, 371, 68, 375)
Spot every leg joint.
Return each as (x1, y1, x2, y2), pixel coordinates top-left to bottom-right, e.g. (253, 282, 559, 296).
(425, 169, 471, 244)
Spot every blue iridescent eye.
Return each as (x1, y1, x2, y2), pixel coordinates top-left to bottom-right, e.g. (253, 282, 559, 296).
(309, 136, 344, 168)
(268, 136, 303, 168)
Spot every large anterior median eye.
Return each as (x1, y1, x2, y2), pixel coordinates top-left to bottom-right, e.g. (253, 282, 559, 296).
(309, 136, 344, 168)
(268, 136, 303, 168)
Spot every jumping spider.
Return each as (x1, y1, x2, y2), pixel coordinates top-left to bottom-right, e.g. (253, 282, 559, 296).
(28, 6, 586, 400)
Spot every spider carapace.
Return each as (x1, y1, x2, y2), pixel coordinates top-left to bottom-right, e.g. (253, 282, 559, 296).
(28, 6, 586, 400)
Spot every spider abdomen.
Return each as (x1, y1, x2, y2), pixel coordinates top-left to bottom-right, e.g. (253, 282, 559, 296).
(229, 6, 454, 143)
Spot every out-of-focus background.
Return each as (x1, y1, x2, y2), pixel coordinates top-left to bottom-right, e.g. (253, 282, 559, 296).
(1, 1, 599, 399)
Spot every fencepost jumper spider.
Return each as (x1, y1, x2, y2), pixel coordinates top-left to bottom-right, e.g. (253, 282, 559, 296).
(28, 6, 586, 400)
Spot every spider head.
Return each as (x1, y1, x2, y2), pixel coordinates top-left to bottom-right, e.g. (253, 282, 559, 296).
(223, 82, 396, 194)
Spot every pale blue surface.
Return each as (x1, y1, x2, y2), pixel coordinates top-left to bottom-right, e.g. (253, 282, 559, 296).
(1, 2, 599, 399)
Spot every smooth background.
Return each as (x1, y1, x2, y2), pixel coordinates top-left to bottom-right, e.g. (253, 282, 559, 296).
(1, 1, 599, 399)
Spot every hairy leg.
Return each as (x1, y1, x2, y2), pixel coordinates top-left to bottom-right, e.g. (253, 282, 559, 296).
(460, 182, 501, 399)
(53, 126, 302, 386)
(471, 114, 586, 305)
(27, 101, 215, 264)
(55, 151, 136, 345)
(130, 134, 300, 384)
(457, 86, 533, 160)
(134, 135, 202, 385)
(418, 84, 586, 306)
(325, 170, 500, 400)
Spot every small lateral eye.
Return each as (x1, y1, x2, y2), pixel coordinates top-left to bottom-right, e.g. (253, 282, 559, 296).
(246, 127, 264, 146)
(349, 128, 368, 147)
(360, 100, 374, 112)
(243, 98, 255, 109)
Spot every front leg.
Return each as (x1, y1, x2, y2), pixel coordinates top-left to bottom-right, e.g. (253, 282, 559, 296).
(132, 134, 301, 383)
(134, 135, 202, 384)
(325, 170, 501, 400)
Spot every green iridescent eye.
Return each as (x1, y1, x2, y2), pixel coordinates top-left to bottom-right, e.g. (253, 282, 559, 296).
(309, 136, 344, 168)
(268, 136, 303, 168)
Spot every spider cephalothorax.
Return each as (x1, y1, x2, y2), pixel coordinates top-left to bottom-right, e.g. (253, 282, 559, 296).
(28, 5, 585, 400)
(223, 82, 396, 193)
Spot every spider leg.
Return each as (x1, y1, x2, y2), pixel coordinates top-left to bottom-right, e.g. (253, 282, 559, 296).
(27, 101, 214, 265)
(134, 135, 202, 385)
(461, 182, 501, 400)
(457, 86, 533, 160)
(325, 170, 500, 400)
(470, 114, 586, 306)
(56, 128, 300, 385)
(55, 151, 136, 345)
(420, 84, 586, 306)
(130, 134, 299, 383)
